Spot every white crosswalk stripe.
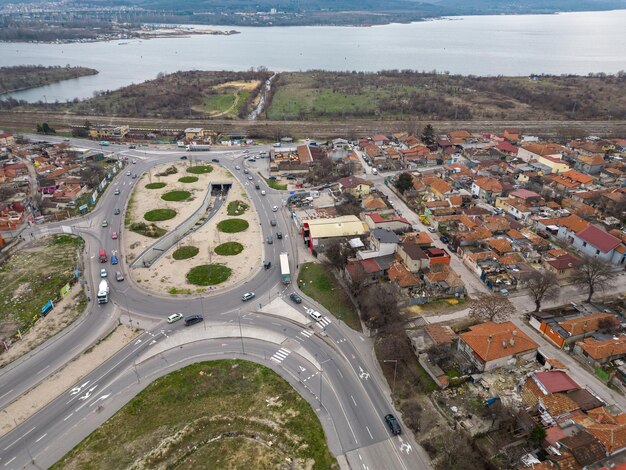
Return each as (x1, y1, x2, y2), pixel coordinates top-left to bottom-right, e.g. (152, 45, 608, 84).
(300, 330, 314, 338)
(270, 348, 291, 363)
(316, 317, 332, 328)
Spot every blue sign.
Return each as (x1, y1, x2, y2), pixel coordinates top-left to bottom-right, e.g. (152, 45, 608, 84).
(41, 300, 54, 317)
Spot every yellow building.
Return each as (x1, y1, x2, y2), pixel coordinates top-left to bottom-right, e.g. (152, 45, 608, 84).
(88, 125, 129, 139)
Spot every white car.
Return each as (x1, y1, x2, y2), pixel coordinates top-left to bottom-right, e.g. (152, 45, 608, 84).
(272, 206, 278, 212)
(242, 292, 256, 301)
(261, 190, 266, 195)
(100, 268, 107, 278)
(308, 310, 322, 321)
(126, 171, 131, 176)
(167, 313, 184, 324)
(235, 165, 241, 170)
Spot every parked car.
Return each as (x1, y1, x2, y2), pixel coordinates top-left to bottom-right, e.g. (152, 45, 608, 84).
(243, 169, 249, 174)
(111, 231, 118, 239)
(184, 315, 203, 326)
(115, 271, 124, 282)
(100, 268, 107, 278)
(248, 158, 256, 162)
(180, 155, 187, 160)
(289, 293, 302, 304)
(126, 171, 131, 176)
(242, 292, 255, 301)
(385, 414, 402, 435)
(243, 149, 250, 154)
(167, 313, 183, 324)
(440, 235, 449, 244)
(101, 220, 108, 227)
(132, 173, 137, 179)
(428, 227, 436, 233)
(235, 165, 241, 170)
(129, 145, 136, 149)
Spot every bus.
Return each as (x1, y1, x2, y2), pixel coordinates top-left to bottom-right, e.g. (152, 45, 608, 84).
(279, 252, 291, 285)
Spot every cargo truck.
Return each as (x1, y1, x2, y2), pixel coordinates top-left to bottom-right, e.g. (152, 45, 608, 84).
(279, 252, 291, 285)
(97, 280, 109, 304)
(99, 248, 107, 263)
(186, 143, 211, 151)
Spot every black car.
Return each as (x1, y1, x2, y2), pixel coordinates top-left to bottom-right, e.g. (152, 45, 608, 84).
(270, 220, 277, 227)
(276, 231, 283, 239)
(289, 293, 302, 304)
(385, 414, 402, 435)
(114, 208, 120, 215)
(264, 260, 271, 269)
(440, 235, 450, 244)
(180, 155, 188, 160)
(184, 314, 204, 326)
(211, 158, 219, 163)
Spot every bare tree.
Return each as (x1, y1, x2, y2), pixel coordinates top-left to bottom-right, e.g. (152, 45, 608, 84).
(468, 292, 514, 323)
(571, 256, 617, 302)
(524, 271, 560, 312)
(323, 239, 347, 270)
(358, 284, 401, 329)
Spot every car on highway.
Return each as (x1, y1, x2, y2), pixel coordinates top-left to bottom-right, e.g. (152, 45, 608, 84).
(248, 175, 253, 180)
(261, 190, 266, 195)
(255, 184, 260, 190)
(248, 158, 255, 162)
(131, 160, 137, 164)
(428, 227, 436, 233)
(242, 292, 255, 301)
(272, 206, 278, 212)
(184, 314, 203, 326)
(276, 231, 283, 239)
(263, 260, 271, 269)
(111, 231, 118, 239)
(100, 268, 107, 278)
(385, 414, 402, 435)
(289, 293, 302, 304)
(243, 168, 249, 174)
(132, 173, 138, 179)
(111, 255, 118, 265)
(180, 155, 187, 160)
(129, 145, 137, 149)
(270, 220, 277, 226)
(211, 158, 220, 163)
(235, 165, 241, 170)
(167, 313, 183, 324)
(126, 171, 131, 176)
(308, 310, 322, 321)
(114, 189, 121, 195)
(102, 219, 108, 227)
(266, 235, 273, 244)
(115, 271, 124, 282)
(114, 208, 120, 215)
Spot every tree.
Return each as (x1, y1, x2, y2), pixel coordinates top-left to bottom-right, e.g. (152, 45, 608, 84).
(394, 172, 413, 194)
(421, 124, 436, 147)
(571, 256, 617, 302)
(468, 292, 514, 323)
(324, 239, 347, 270)
(524, 271, 560, 312)
(358, 284, 400, 329)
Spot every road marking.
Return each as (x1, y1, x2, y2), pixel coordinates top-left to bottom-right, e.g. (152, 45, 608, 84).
(337, 369, 343, 378)
(37, 365, 50, 375)
(358, 366, 370, 380)
(3, 457, 15, 467)
(351, 395, 357, 407)
(270, 348, 291, 363)
(300, 329, 313, 338)
(316, 317, 332, 328)
(336, 338, 346, 344)
(399, 437, 412, 453)
(35, 433, 47, 443)
(0, 389, 13, 401)
(366, 426, 373, 439)
(3, 427, 36, 451)
(63, 413, 74, 422)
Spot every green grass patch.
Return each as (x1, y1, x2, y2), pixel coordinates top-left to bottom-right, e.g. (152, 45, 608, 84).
(186, 264, 232, 285)
(263, 176, 288, 190)
(172, 245, 200, 260)
(160, 190, 191, 202)
(204, 93, 236, 113)
(144, 208, 176, 222)
(297, 262, 361, 331)
(129, 222, 166, 238)
(227, 200, 249, 216)
(187, 165, 213, 174)
(0, 235, 84, 331)
(217, 218, 249, 233)
(167, 287, 193, 295)
(52, 360, 337, 470)
(415, 362, 438, 393)
(145, 182, 166, 189)
(178, 176, 198, 183)
(214, 242, 244, 256)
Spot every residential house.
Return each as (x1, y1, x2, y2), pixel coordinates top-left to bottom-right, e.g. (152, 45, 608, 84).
(364, 213, 411, 232)
(494, 197, 532, 221)
(534, 311, 619, 348)
(0, 131, 14, 145)
(357, 228, 400, 259)
(423, 263, 465, 296)
(426, 177, 454, 201)
(397, 240, 429, 272)
(571, 408, 626, 456)
(543, 253, 583, 280)
(337, 176, 372, 198)
(471, 176, 503, 204)
(575, 336, 626, 366)
(362, 195, 388, 211)
(371, 134, 390, 146)
(424, 247, 451, 265)
(387, 261, 421, 290)
(572, 224, 626, 265)
(549, 169, 594, 193)
(502, 128, 520, 143)
(575, 154, 606, 175)
(457, 321, 539, 372)
(535, 213, 589, 243)
(301, 215, 369, 253)
(344, 258, 385, 285)
(88, 125, 129, 140)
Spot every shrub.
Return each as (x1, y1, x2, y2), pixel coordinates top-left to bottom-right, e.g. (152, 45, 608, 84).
(161, 190, 191, 201)
(227, 200, 249, 216)
(144, 209, 177, 221)
(156, 166, 177, 177)
(217, 218, 249, 233)
(172, 246, 199, 260)
(129, 222, 166, 238)
(145, 182, 167, 189)
(186, 264, 232, 285)
(214, 242, 244, 256)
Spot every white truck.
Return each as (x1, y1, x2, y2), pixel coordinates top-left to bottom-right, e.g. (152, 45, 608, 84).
(97, 280, 109, 304)
(280, 252, 291, 285)
(186, 143, 211, 151)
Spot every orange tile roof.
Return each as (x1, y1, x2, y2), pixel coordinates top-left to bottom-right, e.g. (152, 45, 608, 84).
(424, 324, 457, 345)
(449, 130, 472, 139)
(538, 214, 589, 234)
(498, 253, 524, 265)
(429, 177, 453, 196)
(401, 231, 432, 246)
(578, 154, 606, 166)
(474, 176, 503, 193)
(458, 226, 493, 241)
(388, 261, 421, 288)
(486, 237, 512, 254)
(507, 229, 525, 240)
(562, 169, 594, 185)
(459, 321, 538, 363)
(448, 195, 463, 206)
(559, 313, 619, 336)
(573, 408, 626, 453)
(362, 195, 388, 210)
(578, 336, 626, 360)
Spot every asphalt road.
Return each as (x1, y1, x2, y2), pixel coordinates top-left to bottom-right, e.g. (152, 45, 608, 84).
(0, 137, 428, 469)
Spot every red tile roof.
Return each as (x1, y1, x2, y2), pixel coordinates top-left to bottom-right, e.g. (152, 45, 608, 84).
(576, 224, 622, 253)
(533, 371, 580, 394)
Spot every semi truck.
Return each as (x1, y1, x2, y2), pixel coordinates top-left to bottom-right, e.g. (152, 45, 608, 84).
(97, 280, 109, 304)
(99, 248, 107, 263)
(186, 143, 211, 151)
(279, 252, 291, 285)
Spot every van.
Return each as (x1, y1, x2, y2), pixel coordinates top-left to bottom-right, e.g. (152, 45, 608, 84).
(184, 315, 203, 326)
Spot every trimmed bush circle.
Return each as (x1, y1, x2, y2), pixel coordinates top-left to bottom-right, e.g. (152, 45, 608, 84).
(161, 190, 191, 201)
(227, 200, 249, 216)
(178, 176, 198, 183)
(144, 209, 177, 222)
(186, 264, 231, 286)
(187, 165, 213, 174)
(217, 218, 249, 233)
(173, 246, 200, 260)
(214, 242, 244, 256)
(145, 182, 167, 189)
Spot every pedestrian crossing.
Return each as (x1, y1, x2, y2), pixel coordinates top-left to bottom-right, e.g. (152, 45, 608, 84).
(300, 329, 314, 338)
(316, 317, 332, 329)
(270, 348, 291, 363)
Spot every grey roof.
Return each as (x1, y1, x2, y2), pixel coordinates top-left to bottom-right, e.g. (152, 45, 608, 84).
(371, 228, 400, 244)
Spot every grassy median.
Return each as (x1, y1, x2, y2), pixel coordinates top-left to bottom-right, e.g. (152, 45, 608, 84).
(53, 360, 337, 470)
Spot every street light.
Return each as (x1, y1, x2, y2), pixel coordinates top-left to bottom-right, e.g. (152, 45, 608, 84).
(383, 359, 398, 396)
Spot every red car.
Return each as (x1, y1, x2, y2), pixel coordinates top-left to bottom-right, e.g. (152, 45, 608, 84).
(111, 232, 118, 239)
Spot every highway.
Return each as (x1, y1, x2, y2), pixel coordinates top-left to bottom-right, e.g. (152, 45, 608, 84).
(0, 136, 429, 469)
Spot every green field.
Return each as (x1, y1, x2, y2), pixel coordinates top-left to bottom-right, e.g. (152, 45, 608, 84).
(0, 234, 84, 333)
(161, 190, 191, 201)
(214, 242, 244, 256)
(172, 245, 199, 260)
(52, 360, 337, 470)
(204, 93, 236, 113)
(186, 264, 232, 285)
(297, 263, 361, 331)
(144, 208, 177, 222)
(145, 182, 167, 189)
(217, 218, 249, 233)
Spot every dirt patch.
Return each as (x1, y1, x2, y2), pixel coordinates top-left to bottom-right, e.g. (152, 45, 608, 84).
(0, 325, 140, 437)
